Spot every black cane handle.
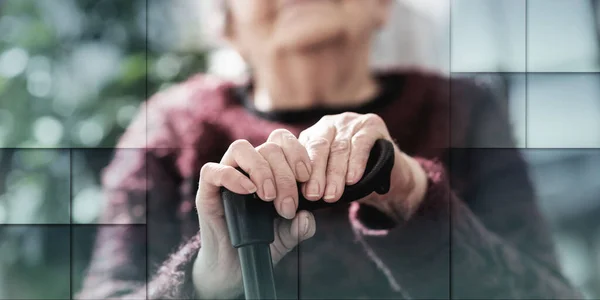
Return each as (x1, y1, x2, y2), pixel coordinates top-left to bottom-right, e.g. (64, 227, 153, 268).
(221, 139, 395, 248)
(297, 138, 395, 211)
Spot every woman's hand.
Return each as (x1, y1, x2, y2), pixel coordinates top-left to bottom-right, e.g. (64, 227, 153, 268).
(298, 112, 428, 222)
(192, 129, 317, 299)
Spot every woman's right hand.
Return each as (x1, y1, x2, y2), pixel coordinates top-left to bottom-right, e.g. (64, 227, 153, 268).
(192, 129, 317, 299)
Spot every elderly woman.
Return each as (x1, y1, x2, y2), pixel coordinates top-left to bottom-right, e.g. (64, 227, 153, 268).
(77, 0, 581, 299)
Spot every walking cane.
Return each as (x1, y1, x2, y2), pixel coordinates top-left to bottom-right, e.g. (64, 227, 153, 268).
(221, 139, 395, 300)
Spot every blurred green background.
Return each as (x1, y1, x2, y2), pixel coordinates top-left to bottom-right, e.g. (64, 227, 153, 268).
(1, 0, 600, 299)
(0, 0, 207, 298)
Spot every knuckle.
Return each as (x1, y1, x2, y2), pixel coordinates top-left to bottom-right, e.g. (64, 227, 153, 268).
(351, 132, 372, 144)
(330, 113, 360, 130)
(363, 113, 384, 126)
(230, 139, 251, 151)
(209, 166, 227, 186)
(269, 128, 293, 141)
(306, 137, 330, 150)
(252, 162, 272, 178)
(282, 133, 300, 147)
(330, 139, 350, 154)
(276, 174, 297, 189)
(339, 112, 358, 122)
(258, 142, 284, 157)
(326, 163, 345, 176)
(199, 163, 217, 179)
(217, 165, 234, 181)
(283, 132, 298, 144)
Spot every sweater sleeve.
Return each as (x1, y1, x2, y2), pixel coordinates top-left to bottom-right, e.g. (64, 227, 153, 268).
(76, 220, 201, 300)
(350, 85, 583, 299)
(76, 98, 203, 299)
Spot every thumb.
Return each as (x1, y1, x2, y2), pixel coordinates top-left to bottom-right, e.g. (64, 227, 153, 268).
(270, 210, 316, 264)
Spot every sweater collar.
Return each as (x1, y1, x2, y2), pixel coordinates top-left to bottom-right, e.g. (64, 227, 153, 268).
(230, 73, 407, 124)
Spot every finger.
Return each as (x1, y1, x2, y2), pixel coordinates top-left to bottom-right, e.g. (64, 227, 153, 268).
(347, 130, 378, 185)
(220, 139, 277, 202)
(270, 210, 316, 265)
(299, 125, 336, 201)
(257, 142, 298, 220)
(323, 133, 351, 203)
(267, 129, 312, 183)
(196, 163, 258, 217)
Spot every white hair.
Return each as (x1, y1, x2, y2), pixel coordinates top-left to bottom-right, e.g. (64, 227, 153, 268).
(199, 0, 448, 78)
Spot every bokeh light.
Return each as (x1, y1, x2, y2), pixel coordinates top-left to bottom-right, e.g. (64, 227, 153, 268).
(27, 70, 52, 98)
(32, 116, 63, 147)
(73, 187, 104, 224)
(76, 119, 105, 147)
(0, 48, 29, 78)
(116, 104, 138, 128)
(155, 54, 182, 81)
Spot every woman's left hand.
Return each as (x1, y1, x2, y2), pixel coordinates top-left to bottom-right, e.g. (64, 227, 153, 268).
(298, 112, 428, 221)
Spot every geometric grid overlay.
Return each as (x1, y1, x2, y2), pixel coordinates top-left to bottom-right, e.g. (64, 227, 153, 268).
(1, 0, 599, 299)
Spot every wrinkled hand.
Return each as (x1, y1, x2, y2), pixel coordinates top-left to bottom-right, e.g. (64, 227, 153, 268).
(193, 130, 317, 299)
(298, 112, 428, 221)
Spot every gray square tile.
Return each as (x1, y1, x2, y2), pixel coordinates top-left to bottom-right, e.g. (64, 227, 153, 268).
(0, 149, 70, 224)
(527, 0, 600, 72)
(450, 0, 526, 72)
(527, 73, 600, 148)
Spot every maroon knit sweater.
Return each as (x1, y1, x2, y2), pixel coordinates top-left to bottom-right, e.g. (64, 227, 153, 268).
(76, 70, 581, 299)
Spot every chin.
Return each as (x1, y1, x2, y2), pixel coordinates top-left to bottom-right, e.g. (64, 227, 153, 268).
(273, 8, 347, 51)
(273, 19, 347, 51)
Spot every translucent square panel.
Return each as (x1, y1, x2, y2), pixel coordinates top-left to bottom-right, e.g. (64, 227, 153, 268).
(523, 149, 600, 223)
(0, 225, 70, 299)
(527, 73, 600, 148)
(72, 225, 147, 300)
(450, 73, 526, 148)
(0, 0, 148, 148)
(450, 0, 526, 72)
(527, 0, 600, 72)
(0, 149, 70, 224)
(72, 148, 147, 224)
(523, 149, 600, 298)
(372, 0, 451, 73)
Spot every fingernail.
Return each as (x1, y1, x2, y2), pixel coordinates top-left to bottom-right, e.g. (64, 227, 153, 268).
(306, 180, 320, 198)
(324, 184, 337, 201)
(302, 215, 310, 236)
(241, 179, 257, 193)
(296, 162, 310, 180)
(263, 179, 276, 200)
(281, 197, 296, 219)
(346, 171, 355, 183)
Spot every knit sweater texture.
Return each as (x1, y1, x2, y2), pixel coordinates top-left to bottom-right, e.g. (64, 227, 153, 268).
(76, 70, 581, 299)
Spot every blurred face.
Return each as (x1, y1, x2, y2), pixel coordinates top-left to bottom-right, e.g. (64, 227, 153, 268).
(224, 0, 391, 60)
